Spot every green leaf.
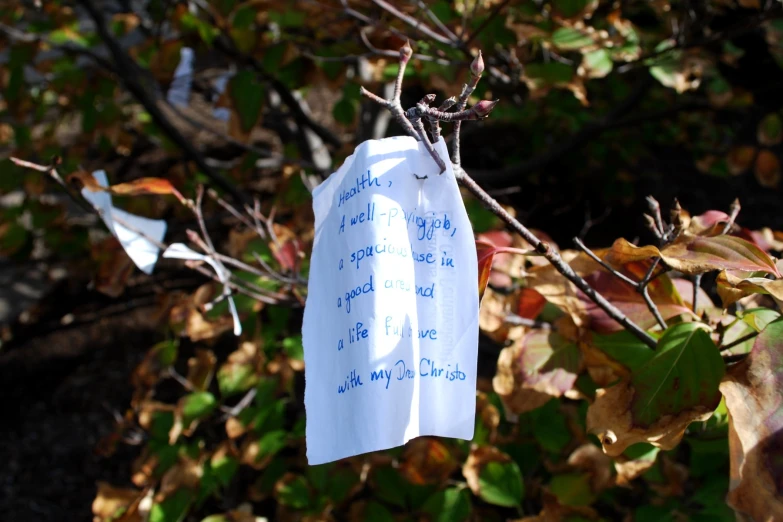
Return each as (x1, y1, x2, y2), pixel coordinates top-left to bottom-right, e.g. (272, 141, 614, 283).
(552, 0, 591, 18)
(373, 466, 407, 508)
(217, 363, 257, 397)
(422, 487, 471, 522)
(593, 330, 654, 372)
(527, 399, 571, 454)
(181, 392, 217, 426)
(550, 473, 595, 506)
(282, 335, 304, 361)
(332, 97, 357, 125)
(631, 323, 724, 426)
(364, 501, 395, 522)
(525, 62, 574, 84)
(552, 27, 593, 50)
(581, 49, 613, 79)
(327, 467, 360, 503)
(152, 339, 179, 367)
(211, 455, 238, 488)
(229, 70, 264, 132)
(257, 430, 287, 462)
(277, 475, 311, 509)
(740, 308, 781, 332)
(477, 460, 524, 507)
(150, 489, 193, 522)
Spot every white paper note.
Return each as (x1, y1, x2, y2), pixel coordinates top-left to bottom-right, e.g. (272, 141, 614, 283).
(302, 136, 479, 465)
(81, 170, 167, 275)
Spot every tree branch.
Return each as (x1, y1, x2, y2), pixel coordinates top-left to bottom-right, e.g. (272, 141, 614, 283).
(76, 0, 248, 205)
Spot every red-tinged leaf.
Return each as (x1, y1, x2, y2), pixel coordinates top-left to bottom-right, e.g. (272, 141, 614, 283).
(399, 438, 457, 486)
(272, 238, 301, 272)
(688, 210, 730, 236)
(477, 243, 494, 300)
(661, 235, 781, 277)
(477, 231, 516, 288)
(518, 287, 547, 319)
(70, 171, 186, 203)
(737, 227, 783, 253)
(493, 328, 582, 415)
(579, 270, 693, 333)
(108, 177, 186, 202)
(672, 277, 714, 313)
(519, 330, 582, 395)
(476, 238, 534, 300)
(720, 319, 783, 520)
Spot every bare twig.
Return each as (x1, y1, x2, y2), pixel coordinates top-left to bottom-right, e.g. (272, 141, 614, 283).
(692, 274, 702, 313)
(414, 0, 459, 42)
(462, 0, 514, 47)
(574, 238, 667, 330)
(647, 196, 665, 240)
(77, 0, 249, 205)
(722, 352, 750, 364)
(371, 0, 455, 45)
(720, 331, 758, 352)
(505, 314, 553, 330)
(723, 198, 741, 235)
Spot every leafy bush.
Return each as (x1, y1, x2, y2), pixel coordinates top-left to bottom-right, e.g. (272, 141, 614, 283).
(3, 1, 783, 521)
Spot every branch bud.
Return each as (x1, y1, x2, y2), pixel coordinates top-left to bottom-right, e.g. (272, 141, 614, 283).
(439, 96, 457, 111)
(400, 40, 413, 63)
(419, 93, 437, 106)
(470, 51, 484, 77)
(472, 99, 498, 118)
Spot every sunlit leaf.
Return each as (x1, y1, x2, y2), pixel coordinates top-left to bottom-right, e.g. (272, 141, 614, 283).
(477, 460, 524, 507)
(720, 318, 783, 520)
(607, 236, 781, 277)
(588, 323, 724, 456)
(422, 487, 471, 522)
(551, 27, 593, 50)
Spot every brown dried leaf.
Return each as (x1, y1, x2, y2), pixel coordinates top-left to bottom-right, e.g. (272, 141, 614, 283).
(567, 444, 614, 493)
(607, 236, 781, 277)
(728, 146, 758, 175)
(398, 438, 457, 486)
(92, 482, 146, 522)
(754, 149, 781, 188)
(90, 235, 135, 297)
(716, 270, 783, 308)
(720, 319, 783, 521)
(187, 349, 217, 391)
(586, 380, 715, 457)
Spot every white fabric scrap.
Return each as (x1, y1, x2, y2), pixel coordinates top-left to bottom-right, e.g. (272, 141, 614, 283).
(162, 243, 242, 336)
(81, 170, 167, 275)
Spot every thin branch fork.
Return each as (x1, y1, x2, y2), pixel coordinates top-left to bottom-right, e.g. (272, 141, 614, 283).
(359, 43, 658, 349)
(573, 238, 668, 330)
